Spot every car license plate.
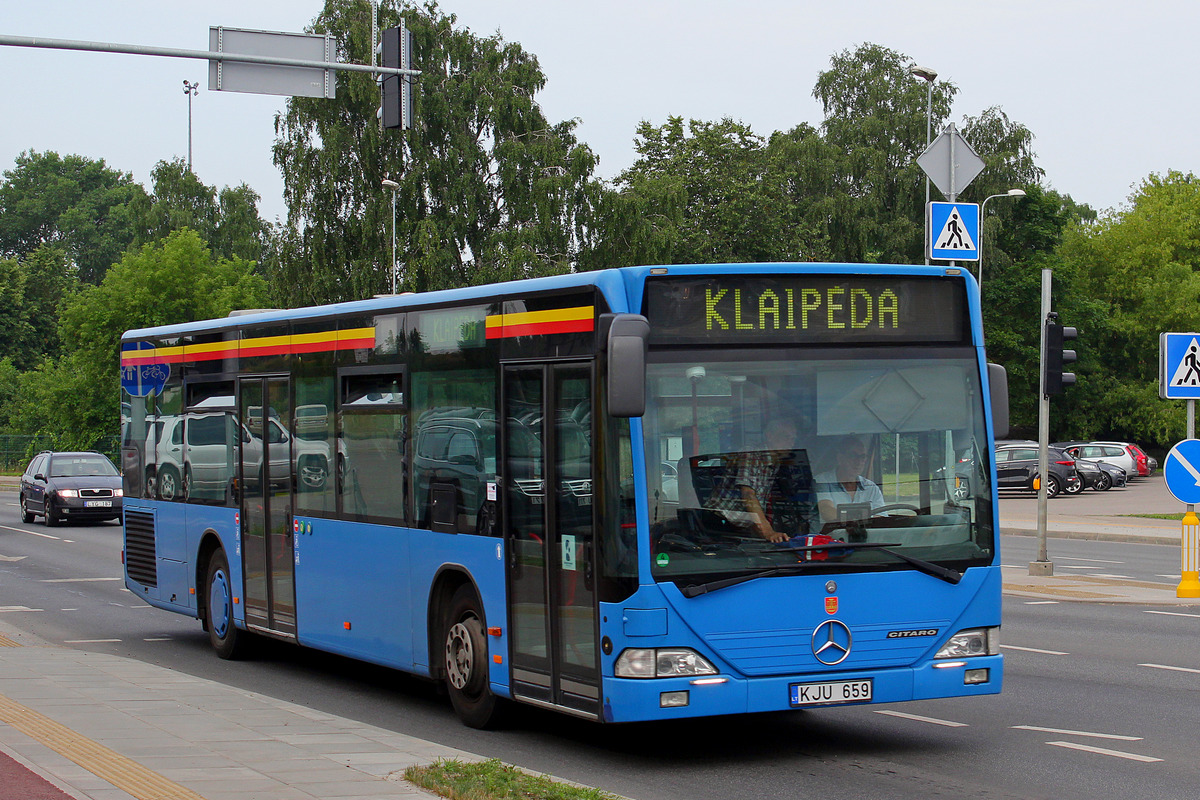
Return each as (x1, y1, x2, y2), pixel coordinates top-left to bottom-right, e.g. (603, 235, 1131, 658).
(84, 500, 112, 508)
(789, 679, 872, 706)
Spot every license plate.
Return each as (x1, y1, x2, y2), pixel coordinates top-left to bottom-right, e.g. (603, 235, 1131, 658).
(84, 500, 112, 508)
(789, 679, 872, 706)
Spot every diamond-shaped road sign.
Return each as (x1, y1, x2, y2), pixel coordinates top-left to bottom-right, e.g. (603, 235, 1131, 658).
(917, 123, 985, 198)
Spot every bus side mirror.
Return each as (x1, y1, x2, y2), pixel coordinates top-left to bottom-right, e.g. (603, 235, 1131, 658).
(988, 363, 1009, 439)
(601, 313, 649, 418)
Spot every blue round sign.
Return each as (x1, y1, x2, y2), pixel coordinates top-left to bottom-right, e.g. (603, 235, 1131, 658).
(1163, 439, 1200, 505)
(120, 342, 169, 398)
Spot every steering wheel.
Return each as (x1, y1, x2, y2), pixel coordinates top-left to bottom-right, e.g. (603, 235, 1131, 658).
(873, 503, 921, 516)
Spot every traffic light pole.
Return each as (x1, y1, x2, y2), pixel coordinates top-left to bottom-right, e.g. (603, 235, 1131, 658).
(1030, 268, 1054, 576)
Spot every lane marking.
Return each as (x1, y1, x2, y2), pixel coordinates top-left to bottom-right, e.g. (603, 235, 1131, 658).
(0, 606, 43, 612)
(1139, 663, 1200, 674)
(143, 637, 172, 642)
(1023, 600, 1059, 605)
(1013, 725, 1141, 741)
(1058, 556, 1124, 564)
(0, 525, 61, 540)
(0, 554, 28, 562)
(40, 578, 121, 583)
(0, 693, 208, 800)
(1144, 610, 1200, 619)
(873, 710, 967, 727)
(1155, 574, 1183, 580)
(1001, 644, 1068, 655)
(1046, 741, 1162, 763)
(63, 639, 121, 644)
(1087, 573, 1131, 578)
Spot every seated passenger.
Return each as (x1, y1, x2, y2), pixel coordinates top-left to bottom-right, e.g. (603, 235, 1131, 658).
(735, 419, 813, 543)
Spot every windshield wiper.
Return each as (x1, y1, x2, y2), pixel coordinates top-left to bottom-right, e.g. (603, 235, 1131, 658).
(680, 542, 961, 597)
(680, 562, 827, 598)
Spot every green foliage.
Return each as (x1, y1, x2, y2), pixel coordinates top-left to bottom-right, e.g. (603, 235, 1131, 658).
(132, 158, 271, 263)
(2, 229, 270, 449)
(0, 150, 147, 284)
(404, 759, 620, 800)
(586, 117, 823, 268)
(1054, 170, 1200, 447)
(271, 0, 602, 305)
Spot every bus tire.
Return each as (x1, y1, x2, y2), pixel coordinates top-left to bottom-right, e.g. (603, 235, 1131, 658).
(443, 585, 501, 728)
(206, 549, 248, 660)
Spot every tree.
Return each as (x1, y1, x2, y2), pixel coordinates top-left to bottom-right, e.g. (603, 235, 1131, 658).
(270, 0, 602, 306)
(585, 117, 825, 269)
(0, 150, 146, 284)
(3, 229, 270, 450)
(132, 159, 270, 263)
(1054, 171, 1200, 447)
(809, 43, 956, 263)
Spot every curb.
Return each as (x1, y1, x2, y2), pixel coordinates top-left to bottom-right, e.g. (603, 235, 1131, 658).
(1001, 526, 1178, 547)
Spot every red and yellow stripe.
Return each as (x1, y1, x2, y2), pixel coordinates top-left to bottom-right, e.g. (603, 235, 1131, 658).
(485, 306, 594, 340)
(120, 327, 376, 367)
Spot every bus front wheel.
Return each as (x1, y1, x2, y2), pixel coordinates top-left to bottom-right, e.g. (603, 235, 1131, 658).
(443, 585, 501, 728)
(206, 549, 248, 660)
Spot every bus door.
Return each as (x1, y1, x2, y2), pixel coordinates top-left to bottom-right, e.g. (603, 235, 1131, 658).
(503, 363, 598, 717)
(239, 375, 297, 637)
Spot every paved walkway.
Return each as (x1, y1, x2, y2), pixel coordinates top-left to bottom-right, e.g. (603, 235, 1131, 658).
(0, 621, 478, 800)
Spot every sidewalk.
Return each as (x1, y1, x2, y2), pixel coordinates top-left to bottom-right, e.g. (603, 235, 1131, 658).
(0, 620, 480, 800)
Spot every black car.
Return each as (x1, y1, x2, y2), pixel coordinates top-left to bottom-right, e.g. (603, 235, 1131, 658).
(994, 444, 1081, 497)
(20, 451, 123, 526)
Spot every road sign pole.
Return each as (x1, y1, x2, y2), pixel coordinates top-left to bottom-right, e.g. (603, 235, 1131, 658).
(1181, 401, 1200, 597)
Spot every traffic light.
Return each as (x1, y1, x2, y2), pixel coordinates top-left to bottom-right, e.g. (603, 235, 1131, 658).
(1044, 316, 1078, 395)
(379, 23, 413, 130)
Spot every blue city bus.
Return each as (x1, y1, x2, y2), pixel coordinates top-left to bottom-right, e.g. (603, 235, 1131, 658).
(120, 263, 1007, 727)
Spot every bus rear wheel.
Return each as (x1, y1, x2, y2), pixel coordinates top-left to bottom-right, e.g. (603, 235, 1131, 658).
(206, 549, 248, 659)
(443, 585, 501, 728)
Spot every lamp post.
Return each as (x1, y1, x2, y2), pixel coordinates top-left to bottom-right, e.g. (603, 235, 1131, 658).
(909, 65, 937, 265)
(978, 188, 1027, 299)
(381, 179, 400, 294)
(182, 80, 199, 171)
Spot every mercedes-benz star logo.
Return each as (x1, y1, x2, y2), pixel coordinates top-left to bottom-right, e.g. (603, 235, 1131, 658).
(811, 619, 853, 665)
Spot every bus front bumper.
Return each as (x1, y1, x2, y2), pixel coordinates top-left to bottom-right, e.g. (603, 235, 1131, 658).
(600, 655, 1003, 723)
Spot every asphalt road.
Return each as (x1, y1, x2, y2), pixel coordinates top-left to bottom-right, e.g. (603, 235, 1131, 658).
(1, 489, 1198, 800)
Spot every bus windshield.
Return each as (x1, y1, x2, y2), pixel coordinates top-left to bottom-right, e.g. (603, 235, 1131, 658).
(642, 349, 994, 583)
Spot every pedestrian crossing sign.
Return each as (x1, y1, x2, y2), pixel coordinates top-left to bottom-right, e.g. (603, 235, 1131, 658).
(929, 202, 979, 262)
(1159, 332, 1200, 399)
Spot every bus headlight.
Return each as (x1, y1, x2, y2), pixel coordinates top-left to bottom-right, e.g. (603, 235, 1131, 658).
(935, 627, 999, 658)
(615, 647, 719, 678)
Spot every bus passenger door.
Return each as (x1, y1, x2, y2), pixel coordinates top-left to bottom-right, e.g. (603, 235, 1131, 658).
(503, 363, 599, 717)
(239, 375, 297, 638)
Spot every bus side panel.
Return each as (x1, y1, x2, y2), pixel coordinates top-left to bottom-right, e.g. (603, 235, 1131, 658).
(407, 531, 507, 687)
(185, 504, 242, 618)
(293, 516, 413, 669)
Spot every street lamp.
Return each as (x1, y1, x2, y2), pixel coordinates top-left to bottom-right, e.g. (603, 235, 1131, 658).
(381, 179, 400, 294)
(909, 65, 937, 264)
(182, 80, 199, 171)
(978, 188, 1027, 299)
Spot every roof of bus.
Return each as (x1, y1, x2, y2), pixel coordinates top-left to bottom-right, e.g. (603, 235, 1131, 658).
(121, 262, 969, 340)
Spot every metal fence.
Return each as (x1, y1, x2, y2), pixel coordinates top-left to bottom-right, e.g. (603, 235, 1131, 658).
(0, 435, 121, 473)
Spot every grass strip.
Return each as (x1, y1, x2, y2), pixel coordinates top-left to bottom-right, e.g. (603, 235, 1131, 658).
(405, 758, 621, 800)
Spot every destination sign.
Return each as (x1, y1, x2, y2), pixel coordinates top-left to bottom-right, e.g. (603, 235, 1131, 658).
(644, 275, 967, 345)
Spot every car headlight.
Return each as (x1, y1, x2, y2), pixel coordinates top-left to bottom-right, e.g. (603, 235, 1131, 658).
(56, 489, 79, 498)
(113, 489, 124, 498)
(614, 647, 719, 678)
(935, 627, 999, 658)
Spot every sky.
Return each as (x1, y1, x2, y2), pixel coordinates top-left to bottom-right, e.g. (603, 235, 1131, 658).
(1, 1, 1196, 225)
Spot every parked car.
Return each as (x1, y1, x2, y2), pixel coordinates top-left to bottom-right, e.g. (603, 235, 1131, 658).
(994, 444, 1081, 497)
(1060, 442, 1145, 479)
(1088, 458, 1128, 490)
(20, 451, 123, 526)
